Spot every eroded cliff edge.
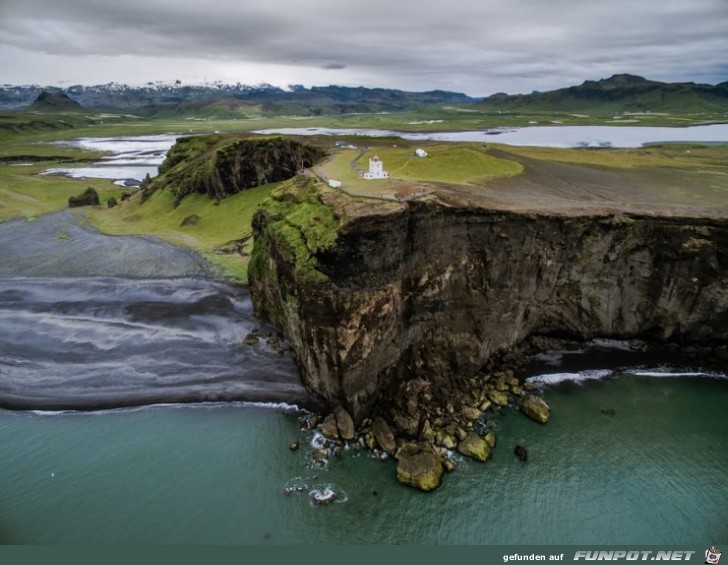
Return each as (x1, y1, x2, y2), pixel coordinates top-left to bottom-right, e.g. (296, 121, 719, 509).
(249, 176, 728, 422)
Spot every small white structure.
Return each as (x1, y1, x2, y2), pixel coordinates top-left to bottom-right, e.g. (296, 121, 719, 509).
(328, 179, 342, 188)
(362, 156, 389, 180)
(415, 148, 428, 157)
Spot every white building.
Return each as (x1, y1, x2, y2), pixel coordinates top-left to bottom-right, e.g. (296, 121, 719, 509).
(328, 179, 342, 188)
(362, 156, 389, 180)
(415, 148, 427, 157)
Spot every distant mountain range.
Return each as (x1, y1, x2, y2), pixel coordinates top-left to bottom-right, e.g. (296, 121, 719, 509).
(3, 75, 727, 117)
(476, 74, 728, 113)
(0, 82, 478, 115)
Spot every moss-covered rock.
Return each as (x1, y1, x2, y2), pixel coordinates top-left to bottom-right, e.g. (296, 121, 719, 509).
(396, 444, 444, 492)
(520, 394, 551, 424)
(484, 432, 497, 448)
(487, 389, 509, 407)
(457, 432, 491, 462)
(249, 176, 339, 285)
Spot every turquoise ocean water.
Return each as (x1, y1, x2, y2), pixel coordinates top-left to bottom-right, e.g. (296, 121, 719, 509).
(1, 371, 726, 545)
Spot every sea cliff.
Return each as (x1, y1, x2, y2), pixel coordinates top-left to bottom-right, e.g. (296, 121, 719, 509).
(250, 176, 728, 424)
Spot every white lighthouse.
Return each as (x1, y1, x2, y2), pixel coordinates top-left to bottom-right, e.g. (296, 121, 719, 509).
(362, 155, 389, 180)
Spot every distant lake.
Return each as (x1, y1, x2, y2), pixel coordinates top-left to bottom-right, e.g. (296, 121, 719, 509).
(255, 123, 728, 148)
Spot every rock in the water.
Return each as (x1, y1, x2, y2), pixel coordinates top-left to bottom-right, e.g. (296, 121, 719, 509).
(457, 432, 491, 462)
(321, 413, 340, 440)
(310, 487, 337, 505)
(334, 405, 356, 441)
(443, 458, 456, 472)
(289, 441, 299, 451)
(520, 394, 550, 424)
(478, 399, 492, 412)
(514, 445, 528, 461)
(396, 446, 444, 492)
(372, 417, 396, 453)
(312, 448, 328, 461)
(484, 432, 496, 448)
(487, 389, 509, 407)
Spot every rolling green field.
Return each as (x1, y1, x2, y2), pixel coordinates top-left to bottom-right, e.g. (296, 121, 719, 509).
(320, 143, 524, 196)
(87, 184, 276, 283)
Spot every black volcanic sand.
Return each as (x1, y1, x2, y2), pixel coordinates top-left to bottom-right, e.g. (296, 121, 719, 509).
(0, 210, 210, 278)
(0, 211, 320, 411)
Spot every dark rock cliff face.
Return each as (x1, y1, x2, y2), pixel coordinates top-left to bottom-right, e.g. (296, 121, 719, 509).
(250, 190, 728, 421)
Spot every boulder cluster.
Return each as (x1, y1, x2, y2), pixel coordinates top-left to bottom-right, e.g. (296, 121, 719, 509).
(303, 370, 551, 491)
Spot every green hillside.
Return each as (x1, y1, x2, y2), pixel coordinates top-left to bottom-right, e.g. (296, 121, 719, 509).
(477, 74, 728, 114)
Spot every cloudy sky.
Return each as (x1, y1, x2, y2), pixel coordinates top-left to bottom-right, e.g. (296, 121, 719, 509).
(0, 0, 726, 96)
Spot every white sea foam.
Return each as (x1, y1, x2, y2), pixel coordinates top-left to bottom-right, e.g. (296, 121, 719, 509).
(528, 367, 728, 387)
(19, 400, 305, 417)
(625, 370, 727, 379)
(526, 369, 614, 386)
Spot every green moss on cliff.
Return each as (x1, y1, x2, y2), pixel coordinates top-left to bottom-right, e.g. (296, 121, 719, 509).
(250, 176, 339, 283)
(146, 134, 327, 204)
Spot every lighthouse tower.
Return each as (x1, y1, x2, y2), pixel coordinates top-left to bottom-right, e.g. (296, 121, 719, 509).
(362, 155, 389, 179)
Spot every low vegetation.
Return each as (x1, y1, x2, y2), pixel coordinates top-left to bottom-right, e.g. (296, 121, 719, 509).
(68, 187, 100, 207)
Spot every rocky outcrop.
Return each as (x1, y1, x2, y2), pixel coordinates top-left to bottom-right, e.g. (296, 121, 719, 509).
(457, 433, 491, 462)
(146, 134, 326, 203)
(395, 443, 444, 492)
(519, 395, 551, 424)
(250, 179, 728, 424)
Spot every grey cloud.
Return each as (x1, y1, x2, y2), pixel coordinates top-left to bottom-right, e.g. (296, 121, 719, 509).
(0, 0, 726, 94)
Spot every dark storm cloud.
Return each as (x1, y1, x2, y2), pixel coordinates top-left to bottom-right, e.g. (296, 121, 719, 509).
(0, 0, 726, 94)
